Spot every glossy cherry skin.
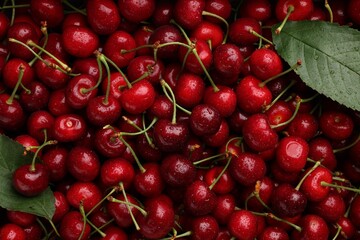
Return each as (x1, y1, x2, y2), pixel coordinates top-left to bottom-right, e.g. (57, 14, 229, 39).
(212, 194, 236, 225)
(184, 180, 216, 216)
(174, 72, 205, 109)
(190, 104, 222, 136)
(72, 57, 103, 80)
(100, 157, 135, 189)
(86, 95, 122, 126)
(120, 80, 156, 115)
(66, 181, 102, 213)
(204, 165, 235, 195)
(12, 163, 49, 197)
(62, 25, 99, 58)
(136, 194, 175, 239)
(204, 0, 232, 23)
(348, 0, 360, 25)
(41, 146, 68, 182)
(160, 154, 196, 187)
(103, 30, 137, 68)
(0, 93, 25, 131)
(276, 0, 314, 21)
(86, 0, 121, 35)
(229, 17, 262, 45)
(6, 210, 36, 227)
(94, 127, 126, 158)
(191, 215, 219, 240)
(0, 223, 26, 240)
(153, 119, 190, 152)
(0, 12, 9, 40)
(258, 226, 289, 240)
(148, 95, 173, 120)
(308, 137, 337, 171)
(242, 176, 275, 212)
(52, 191, 70, 223)
(291, 214, 329, 240)
(41, 33, 69, 62)
(276, 136, 309, 173)
(52, 114, 87, 142)
(59, 211, 91, 240)
(101, 72, 127, 100)
(174, 0, 205, 30)
(236, 75, 272, 114)
(65, 74, 98, 109)
(30, 0, 64, 28)
(126, 55, 165, 85)
(134, 163, 164, 197)
(66, 146, 100, 182)
(2, 58, 34, 89)
(100, 226, 127, 240)
(203, 85, 237, 118)
(286, 112, 319, 140)
(230, 152, 267, 187)
(319, 110, 354, 140)
(239, 0, 272, 21)
(191, 21, 224, 49)
(242, 113, 278, 152)
(19, 81, 50, 112)
(270, 183, 307, 218)
(26, 110, 55, 142)
(309, 191, 346, 223)
(227, 210, 258, 240)
(118, 0, 155, 23)
(213, 43, 244, 78)
(249, 48, 283, 81)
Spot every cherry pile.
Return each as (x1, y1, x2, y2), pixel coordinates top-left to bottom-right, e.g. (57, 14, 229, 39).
(0, 0, 360, 239)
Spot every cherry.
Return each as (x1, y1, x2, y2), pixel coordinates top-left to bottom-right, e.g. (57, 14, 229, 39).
(190, 104, 222, 136)
(134, 162, 164, 197)
(72, 57, 103, 80)
(349, 194, 360, 228)
(239, 0, 272, 22)
(243, 176, 275, 212)
(62, 12, 88, 29)
(0, 223, 26, 240)
(275, 0, 314, 21)
(26, 110, 55, 142)
(308, 6, 327, 21)
(308, 137, 337, 171)
(120, 80, 156, 115)
(14, 134, 39, 154)
(148, 24, 183, 60)
(0, 12, 9, 40)
(230, 152, 267, 187)
(0, 93, 26, 131)
(249, 48, 284, 81)
(270, 183, 307, 218)
(212, 194, 236, 225)
(184, 180, 216, 216)
(59, 211, 91, 240)
(100, 72, 127, 101)
(23, 222, 43, 240)
(291, 214, 329, 240)
(19, 81, 50, 112)
(126, 55, 165, 85)
(235, 75, 273, 114)
(348, 0, 360, 25)
(191, 215, 220, 240)
(118, 0, 156, 23)
(66, 181, 102, 213)
(286, 112, 319, 140)
(191, 21, 224, 49)
(67, 146, 100, 182)
(30, 0, 64, 28)
(94, 127, 126, 158)
(107, 193, 142, 228)
(334, 216, 356, 239)
(153, 118, 189, 152)
(160, 153, 196, 187)
(148, 95, 174, 120)
(207, 86, 238, 118)
(275, 136, 309, 173)
(100, 157, 135, 189)
(203, 119, 230, 147)
(227, 209, 258, 240)
(2, 58, 34, 89)
(86, 95, 122, 126)
(204, 0, 232, 23)
(7, 21, 40, 61)
(6, 210, 36, 227)
(242, 113, 278, 152)
(265, 100, 293, 131)
(258, 226, 290, 240)
(12, 163, 49, 197)
(173, 0, 205, 30)
(52, 191, 70, 223)
(205, 165, 235, 194)
(103, 30, 137, 68)
(52, 114, 87, 142)
(86, 0, 121, 35)
(319, 110, 354, 140)
(212, 43, 244, 78)
(228, 17, 262, 45)
(100, 226, 127, 240)
(41, 33, 69, 62)
(65, 74, 98, 110)
(136, 194, 175, 239)
(309, 191, 346, 223)
(174, 72, 205, 109)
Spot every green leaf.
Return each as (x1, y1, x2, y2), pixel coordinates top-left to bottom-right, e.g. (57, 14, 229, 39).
(0, 134, 55, 220)
(272, 21, 360, 111)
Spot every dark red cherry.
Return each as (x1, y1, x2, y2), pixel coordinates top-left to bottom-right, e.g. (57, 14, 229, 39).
(65, 74, 98, 109)
(134, 163, 165, 197)
(30, 0, 64, 28)
(212, 194, 236, 225)
(0, 94, 25, 131)
(151, 1, 174, 26)
(190, 104, 222, 136)
(286, 112, 319, 140)
(101, 226, 127, 240)
(203, 85, 237, 118)
(184, 180, 216, 216)
(174, 72, 205, 109)
(213, 43, 244, 78)
(6, 210, 36, 227)
(62, 25, 99, 58)
(204, 0, 232, 23)
(0, 12, 10, 40)
(107, 193, 141, 228)
(94, 127, 126, 158)
(100, 157, 135, 189)
(0, 223, 26, 240)
(86, 0, 121, 35)
(59, 211, 91, 240)
(308, 137, 337, 171)
(319, 110, 354, 140)
(42, 146, 68, 183)
(160, 154, 196, 187)
(191, 215, 219, 240)
(204, 165, 235, 195)
(228, 17, 262, 45)
(52, 191, 70, 223)
(309, 192, 346, 223)
(41, 33, 69, 62)
(227, 210, 258, 240)
(26, 110, 54, 142)
(275, 0, 314, 21)
(239, 0, 272, 22)
(173, 0, 205, 30)
(258, 226, 289, 240)
(2, 58, 34, 89)
(86, 95, 122, 126)
(12, 163, 49, 197)
(291, 214, 329, 240)
(348, 0, 360, 25)
(19, 81, 50, 112)
(126, 55, 165, 85)
(118, 0, 156, 23)
(191, 21, 224, 49)
(265, 100, 293, 131)
(72, 57, 103, 80)
(101, 72, 127, 100)
(148, 95, 174, 120)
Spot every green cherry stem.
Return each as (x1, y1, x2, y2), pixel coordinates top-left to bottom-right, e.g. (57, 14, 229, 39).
(29, 21, 49, 66)
(209, 156, 232, 190)
(320, 182, 360, 194)
(270, 96, 302, 129)
(119, 182, 141, 231)
(107, 196, 147, 217)
(102, 54, 132, 89)
(86, 187, 117, 217)
(6, 63, 24, 105)
(202, 10, 229, 44)
(81, 55, 103, 94)
(160, 79, 178, 124)
(263, 79, 297, 112)
(62, 0, 87, 15)
(253, 212, 302, 232)
(161, 230, 192, 240)
(295, 160, 322, 191)
(250, 29, 273, 46)
(275, 5, 295, 34)
(324, 0, 334, 23)
(192, 152, 227, 166)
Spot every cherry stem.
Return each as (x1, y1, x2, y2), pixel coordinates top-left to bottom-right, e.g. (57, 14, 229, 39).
(42, 218, 60, 238)
(161, 230, 192, 240)
(170, 19, 192, 45)
(225, 137, 242, 158)
(209, 156, 232, 190)
(332, 224, 342, 240)
(275, 5, 295, 35)
(9, 0, 15, 26)
(160, 80, 178, 124)
(86, 187, 117, 218)
(193, 152, 227, 166)
(108, 196, 147, 217)
(99, 54, 112, 105)
(333, 133, 360, 153)
(259, 60, 302, 87)
(0, 3, 29, 9)
(119, 182, 141, 231)
(79, 203, 88, 240)
(118, 117, 158, 137)
(264, 79, 297, 111)
(250, 29, 273, 46)
(29, 22, 48, 66)
(270, 96, 302, 129)
(6, 63, 24, 105)
(321, 182, 360, 194)
(245, 181, 272, 212)
(253, 212, 302, 232)
(81, 56, 103, 94)
(142, 114, 156, 148)
(62, 0, 87, 15)
(324, 0, 334, 23)
(202, 10, 229, 44)
(295, 160, 322, 191)
(29, 139, 57, 172)
(101, 54, 132, 89)
(119, 135, 146, 173)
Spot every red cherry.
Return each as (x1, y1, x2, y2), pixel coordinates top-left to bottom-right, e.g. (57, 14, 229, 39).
(19, 81, 50, 112)
(134, 163, 165, 197)
(2, 58, 34, 89)
(151, 1, 174, 26)
(286, 112, 319, 140)
(291, 214, 329, 240)
(212, 194, 236, 225)
(275, 0, 314, 21)
(174, 72, 205, 109)
(348, 0, 360, 25)
(310, 191, 346, 223)
(249, 48, 283, 81)
(100, 226, 127, 240)
(100, 157, 135, 189)
(12, 163, 49, 197)
(239, 0, 272, 22)
(72, 57, 103, 80)
(153, 119, 189, 152)
(227, 210, 258, 240)
(173, 0, 206, 30)
(6, 211, 36, 228)
(86, 0, 121, 35)
(41, 33, 69, 62)
(0, 12, 10, 40)
(319, 110, 354, 140)
(190, 21, 224, 49)
(191, 215, 220, 240)
(59, 211, 91, 240)
(0, 223, 26, 240)
(258, 226, 289, 240)
(62, 26, 99, 58)
(118, 0, 156, 23)
(86, 95, 122, 126)
(212, 43, 244, 78)
(190, 104, 222, 136)
(229, 18, 262, 45)
(265, 100, 293, 131)
(65, 74, 98, 109)
(52, 191, 70, 223)
(0, 93, 25, 131)
(204, 0, 232, 23)
(52, 114, 87, 142)
(349, 195, 360, 228)
(203, 85, 237, 118)
(107, 193, 141, 228)
(26, 110, 55, 142)
(94, 127, 126, 158)
(126, 55, 165, 85)
(184, 180, 216, 216)
(308, 137, 337, 171)
(30, 0, 64, 28)
(100, 72, 127, 100)
(62, 12, 88, 29)
(204, 165, 235, 194)
(66, 181, 102, 213)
